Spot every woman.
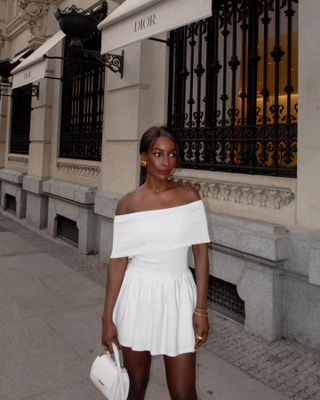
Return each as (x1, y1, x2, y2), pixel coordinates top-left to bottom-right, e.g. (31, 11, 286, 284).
(101, 126, 210, 400)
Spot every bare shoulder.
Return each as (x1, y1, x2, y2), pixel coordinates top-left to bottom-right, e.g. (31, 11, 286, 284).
(115, 191, 137, 215)
(175, 184, 201, 203)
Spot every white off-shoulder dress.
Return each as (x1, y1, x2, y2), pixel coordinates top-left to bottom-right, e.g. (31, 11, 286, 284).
(110, 200, 210, 357)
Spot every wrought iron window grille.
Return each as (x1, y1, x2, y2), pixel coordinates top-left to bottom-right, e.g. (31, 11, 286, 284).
(168, 0, 298, 177)
(59, 29, 105, 161)
(10, 84, 32, 155)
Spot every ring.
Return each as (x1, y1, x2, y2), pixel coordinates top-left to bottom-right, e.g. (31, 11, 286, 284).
(196, 335, 204, 340)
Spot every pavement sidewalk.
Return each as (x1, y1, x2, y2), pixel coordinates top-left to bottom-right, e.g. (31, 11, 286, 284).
(0, 212, 292, 400)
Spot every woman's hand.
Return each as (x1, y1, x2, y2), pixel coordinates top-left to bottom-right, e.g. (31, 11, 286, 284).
(193, 314, 209, 349)
(101, 256, 128, 353)
(101, 317, 120, 353)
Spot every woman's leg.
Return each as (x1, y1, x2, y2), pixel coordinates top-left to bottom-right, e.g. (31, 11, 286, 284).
(122, 346, 152, 400)
(164, 352, 197, 400)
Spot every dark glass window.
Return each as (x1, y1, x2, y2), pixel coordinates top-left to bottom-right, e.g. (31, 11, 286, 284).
(168, 0, 298, 177)
(10, 84, 32, 155)
(59, 31, 105, 161)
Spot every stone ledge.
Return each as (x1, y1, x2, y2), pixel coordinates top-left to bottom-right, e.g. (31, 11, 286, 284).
(207, 211, 290, 261)
(56, 161, 101, 179)
(7, 155, 28, 163)
(93, 189, 289, 261)
(94, 191, 122, 219)
(23, 175, 47, 195)
(0, 169, 26, 185)
(173, 175, 295, 210)
(42, 179, 96, 205)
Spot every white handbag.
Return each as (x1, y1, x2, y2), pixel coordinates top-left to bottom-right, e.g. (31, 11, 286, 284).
(90, 343, 129, 400)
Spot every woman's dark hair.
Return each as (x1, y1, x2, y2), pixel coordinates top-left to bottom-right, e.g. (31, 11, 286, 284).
(139, 125, 180, 185)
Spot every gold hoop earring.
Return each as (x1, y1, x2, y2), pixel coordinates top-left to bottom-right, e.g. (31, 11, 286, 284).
(141, 160, 147, 167)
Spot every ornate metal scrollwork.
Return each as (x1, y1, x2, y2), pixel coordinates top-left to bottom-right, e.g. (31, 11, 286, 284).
(18, 82, 40, 99)
(104, 51, 124, 78)
(54, 2, 123, 77)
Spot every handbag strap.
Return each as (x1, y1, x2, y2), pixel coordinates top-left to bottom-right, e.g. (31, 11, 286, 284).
(112, 343, 126, 400)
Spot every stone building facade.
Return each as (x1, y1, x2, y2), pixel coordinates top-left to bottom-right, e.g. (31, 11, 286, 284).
(0, 0, 319, 350)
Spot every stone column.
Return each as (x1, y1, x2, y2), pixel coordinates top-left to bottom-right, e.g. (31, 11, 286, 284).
(22, 49, 63, 228)
(0, 92, 9, 204)
(296, 0, 320, 232)
(0, 27, 9, 169)
(0, 95, 8, 169)
(95, 39, 168, 261)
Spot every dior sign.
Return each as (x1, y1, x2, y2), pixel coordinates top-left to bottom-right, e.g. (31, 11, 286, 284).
(134, 14, 156, 32)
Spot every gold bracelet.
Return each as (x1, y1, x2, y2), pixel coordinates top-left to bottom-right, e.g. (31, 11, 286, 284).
(194, 310, 208, 318)
(195, 307, 207, 313)
(194, 308, 208, 316)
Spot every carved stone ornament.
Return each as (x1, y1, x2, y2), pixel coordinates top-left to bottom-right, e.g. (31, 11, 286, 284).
(172, 176, 295, 210)
(18, 0, 56, 47)
(8, 156, 29, 163)
(57, 162, 101, 179)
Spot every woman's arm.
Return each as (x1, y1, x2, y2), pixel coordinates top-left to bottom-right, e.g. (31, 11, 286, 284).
(192, 243, 210, 349)
(101, 195, 130, 351)
(101, 256, 128, 351)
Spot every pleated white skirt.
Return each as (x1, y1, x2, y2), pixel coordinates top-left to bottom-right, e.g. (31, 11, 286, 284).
(113, 247, 197, 356)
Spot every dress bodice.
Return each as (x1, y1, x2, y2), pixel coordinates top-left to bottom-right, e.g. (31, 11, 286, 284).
(110, 200, 211, 258)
